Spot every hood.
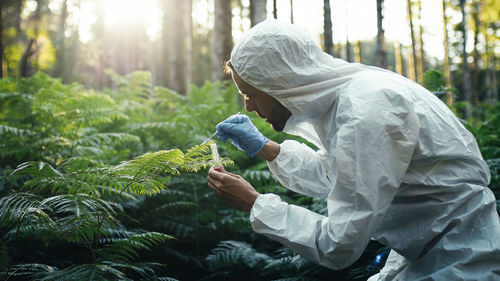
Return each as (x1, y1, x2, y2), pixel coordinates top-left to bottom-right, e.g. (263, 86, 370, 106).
(230, 19, 365, 148)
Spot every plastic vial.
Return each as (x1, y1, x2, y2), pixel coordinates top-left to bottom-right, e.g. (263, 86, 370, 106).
(210, 142, 221, 168)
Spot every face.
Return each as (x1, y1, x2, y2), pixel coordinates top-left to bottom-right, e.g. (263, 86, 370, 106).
(231, 71, 291, 132)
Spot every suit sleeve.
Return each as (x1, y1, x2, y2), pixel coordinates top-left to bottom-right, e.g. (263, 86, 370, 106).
(267, 140, 333, 198)
(251, 91, 419, 269)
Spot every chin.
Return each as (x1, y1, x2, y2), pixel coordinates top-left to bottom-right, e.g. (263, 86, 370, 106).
(270, 121, 286, 132)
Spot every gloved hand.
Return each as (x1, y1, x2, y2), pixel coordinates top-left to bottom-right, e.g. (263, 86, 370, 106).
(216, 114, 267, 157)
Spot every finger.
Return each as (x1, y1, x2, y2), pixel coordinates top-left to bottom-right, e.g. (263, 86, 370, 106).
(207, 182, 221, 195)
(216, 130, 230, 142)
(218, 122, 244, 136)
(223, 114, 248, 124)
(208, 166, 225, 181)
(226, 172, 240, 179)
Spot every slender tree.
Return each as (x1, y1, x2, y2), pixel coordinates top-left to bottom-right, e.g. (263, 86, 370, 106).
(273, 0, 277, 19)
(484, 24, 497, 104)
(290, 0, 294, 24)
(394, 41, 404, 75)
(407, 0, 418, 82)
(250, 0, 267, 27)
(162, 0, 193, 95)
(442, 0, 453, 105)
(460, 0, 472, 117)
(344, 0, 352, 62)
(211, 0, 233, 81)
(0, 2, 3, 78)
(416, 0, 425, 82)
(19, 39, 36, 77)
(323, 0, 334, 56)
(376, 0, 387, 68)
(471, 0, 481, 104)
(354, 41, 362, 63)
(406, 46, 416, 81)
(54, 0, 68, 80)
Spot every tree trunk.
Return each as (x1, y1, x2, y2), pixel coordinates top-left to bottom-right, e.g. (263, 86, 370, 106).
(375, 0, 387, 68)
(323, 0, 334, 56)
(345, 40, 352, 62)
(19, 39, 36, 77)
(394, 41, 404, 75)
(161, 0, 172, 88)
(250, 0, 267, 27)
(184, 0, 193, 90)
(407, 0, 418, 82)
(211, 0, 233, 81)
(290, 0, 294, 24)
(15, 1, 23, 35)
(416, 0, 425, 82)
(273, 0, 277, 19)
(406, 45, 416, 81)
(491, 55, 498, 105)
(162, 0, 193, 95)
(344, 2, 351, 62)
(484, 23, 497, 105)
(354, 41, 362, 63)
(0, 2, 3, 78)
(54, 0, 68, 80)
(460, 0, 472, 117)
(471, 0, 481, 104)
(442, 0, 453, 105)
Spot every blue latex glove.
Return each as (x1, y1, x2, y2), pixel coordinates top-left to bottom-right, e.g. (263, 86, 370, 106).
(216, 114, 267, 157)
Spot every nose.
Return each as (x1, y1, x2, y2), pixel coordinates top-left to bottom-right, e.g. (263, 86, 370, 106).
(245, 98, 257, 113)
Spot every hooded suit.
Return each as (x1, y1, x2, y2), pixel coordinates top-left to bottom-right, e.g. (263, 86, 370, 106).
(231, 19, 500, 280)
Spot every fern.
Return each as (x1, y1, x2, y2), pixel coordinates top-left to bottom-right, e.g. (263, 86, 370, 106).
(97, 232, 174, 263)
(0, 124, 35, 137)
(206, 240, 270, 270)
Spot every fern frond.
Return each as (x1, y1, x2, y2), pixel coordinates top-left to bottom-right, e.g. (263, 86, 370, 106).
(41, 194, 119, 217)
(242, 170, 277, 186)
(0, 192, 53, 226)
(206, 240, 270, 270)
(113, 149, 185, 177)
(141, 201, 197, 218)
(76, 133, 141, 147)
(34, 263, 127, 281)
(0, 92, 34, 101)
(101, 261, 165, 280)
(98, 228, 137, 244)
(0, 263, 58, 279)
(160, 221, 195, 239)
(0, 124, 35, 137)
(58, 156, 102, 172)
(11, 161, 65, 178)
(97, 232, 174, 263)
(54, 212, 120, 243)
(125, 121, 177, 131)
(182, 143, 234, 172)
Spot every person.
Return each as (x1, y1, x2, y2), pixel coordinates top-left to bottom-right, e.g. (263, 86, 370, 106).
(206, 19, 500, 280)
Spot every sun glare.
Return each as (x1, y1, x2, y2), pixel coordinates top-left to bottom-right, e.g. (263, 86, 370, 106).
(76, 0, 162, 43)
(72, 0, 445, 58)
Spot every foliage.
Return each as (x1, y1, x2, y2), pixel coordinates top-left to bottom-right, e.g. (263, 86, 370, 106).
(424, 69, 500, 212)
(0, 72, 233, 280)
(2, 70, 497, 281)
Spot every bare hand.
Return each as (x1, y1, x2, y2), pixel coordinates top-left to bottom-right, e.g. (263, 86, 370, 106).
(207, 166, 260, 213)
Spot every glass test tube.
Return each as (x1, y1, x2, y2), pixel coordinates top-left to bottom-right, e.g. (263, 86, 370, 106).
(210, 142, 221, 167)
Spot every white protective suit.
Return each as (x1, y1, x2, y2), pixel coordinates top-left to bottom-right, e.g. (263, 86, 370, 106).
(230, 19, 500, 280)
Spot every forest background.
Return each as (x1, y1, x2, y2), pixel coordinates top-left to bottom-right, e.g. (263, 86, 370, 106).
(0, 0, 499, 280)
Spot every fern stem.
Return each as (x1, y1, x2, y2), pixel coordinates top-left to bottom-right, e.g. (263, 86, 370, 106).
(192, 178, 200, 259)
(112, 155, 152, 202)
(91, 215, 102, 263)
